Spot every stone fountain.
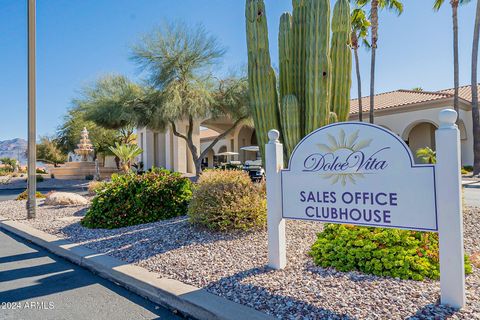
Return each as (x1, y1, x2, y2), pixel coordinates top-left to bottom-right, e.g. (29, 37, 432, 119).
(49, 128, 117, 180)
(74, 127, 94, 161)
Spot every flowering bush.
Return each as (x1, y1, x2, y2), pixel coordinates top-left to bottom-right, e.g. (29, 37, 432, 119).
(188, 170, 266, 231)
(310, 224, 472, 281)
(81, 168, 192, 229)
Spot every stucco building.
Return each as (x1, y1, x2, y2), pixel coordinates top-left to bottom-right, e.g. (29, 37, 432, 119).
(138, 85, 478, 175)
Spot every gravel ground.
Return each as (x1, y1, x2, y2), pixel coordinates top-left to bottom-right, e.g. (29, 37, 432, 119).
(0, 200, 478, 319)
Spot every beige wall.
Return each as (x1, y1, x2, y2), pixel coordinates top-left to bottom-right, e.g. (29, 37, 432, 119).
(139, 101, 475, 174)
(138, 119, 200, 175)
(362, 101, 473, 165)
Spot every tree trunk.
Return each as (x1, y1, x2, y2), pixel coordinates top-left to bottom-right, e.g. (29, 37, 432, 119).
(170, 117, 246, 179)
(472, 0, 480, 175)
(452, 2, 460, 113)
(369, 0, 379, 124)
(354, 47, 363, 122)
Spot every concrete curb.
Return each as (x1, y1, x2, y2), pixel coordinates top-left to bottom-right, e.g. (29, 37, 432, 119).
(0, 216, 274, 320)
(463, 183, 480, 189)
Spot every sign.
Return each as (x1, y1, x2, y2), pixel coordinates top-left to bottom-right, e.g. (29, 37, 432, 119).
(265, 109, 465, 308)
(281, 122, 437, 231)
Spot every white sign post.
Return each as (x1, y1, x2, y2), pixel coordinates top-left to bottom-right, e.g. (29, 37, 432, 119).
(265, 109, 465, 308)
(435, 109, 465, 308)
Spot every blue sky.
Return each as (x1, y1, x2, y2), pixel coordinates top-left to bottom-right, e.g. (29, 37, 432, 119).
(0, 0, 477, 140)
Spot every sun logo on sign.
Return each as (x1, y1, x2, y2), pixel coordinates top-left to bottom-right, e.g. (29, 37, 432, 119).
(316, 129, 373, 186)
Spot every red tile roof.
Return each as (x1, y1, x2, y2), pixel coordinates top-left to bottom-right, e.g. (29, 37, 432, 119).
(350, 84, 479, 115)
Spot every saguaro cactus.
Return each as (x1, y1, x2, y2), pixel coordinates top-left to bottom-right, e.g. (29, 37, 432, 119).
(279, 13, 294, 100)
(292, 0, 307, 135)
(304, 0, 331, 135)
(246, 0, 281, 160)
(280, 95, 301, 159)
(330, 0, 352, 121)
(245, 0, 352, 161)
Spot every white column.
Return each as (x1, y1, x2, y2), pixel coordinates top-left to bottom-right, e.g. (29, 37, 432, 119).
(435, 109, 465, 308)
(144, 130, 155, 170)
(266, 129, 286, 269)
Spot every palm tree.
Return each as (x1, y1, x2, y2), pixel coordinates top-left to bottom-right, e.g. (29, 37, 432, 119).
(354, 0, 403, 124)
(416, 147, 437, 164)
(433, 0, 472, 114)
(109, 143, 143, 172)
(472, 0, 480, 175)
(351, 8, 371, 122)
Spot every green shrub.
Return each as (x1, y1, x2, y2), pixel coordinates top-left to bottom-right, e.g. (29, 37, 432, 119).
(81, 168, 192, 229)
(16, 190, 46, 201)
(188, 170, 267, 231)
(310, 224, 472, 281)
(36, 175, 44, 183)
(87, 180, 107, 195)
(463, 166, 473, 172)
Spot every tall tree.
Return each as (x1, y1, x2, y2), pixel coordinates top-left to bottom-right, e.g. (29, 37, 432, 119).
(355, 0, 403, 123)
(132, 23, 250, 177)
(37, 136, 67, 167)
(472, 0, 480, 175)
(433, 0, 472, 114)
(78, 75, 141, 144)
(351, 8, 371, 122)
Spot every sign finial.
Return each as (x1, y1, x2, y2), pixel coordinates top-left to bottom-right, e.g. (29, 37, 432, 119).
(268, 129, 280, 143)
(439, 109, 457, 128)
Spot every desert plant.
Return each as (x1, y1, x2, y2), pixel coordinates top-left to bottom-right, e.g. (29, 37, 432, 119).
(81, 168, 192, 229)
(108, 143, 143, 172)
(16, 190, 46, 201)
(188, 170, 267, 231)
(416, 147, 437, 164)
(246, 0, 352, 160)
(310, 224, 472, 280)
(0, 157, 17, 172)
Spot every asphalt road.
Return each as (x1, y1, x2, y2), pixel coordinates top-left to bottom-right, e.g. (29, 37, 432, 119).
(0, 188, 88, 202)
(0, 229, 182, 320)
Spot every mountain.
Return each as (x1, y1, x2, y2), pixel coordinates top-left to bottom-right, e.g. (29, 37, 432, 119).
(0, 138, 27, 164)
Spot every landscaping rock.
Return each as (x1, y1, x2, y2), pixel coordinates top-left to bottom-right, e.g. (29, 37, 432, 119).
(44, 192, 88, 206)
(0, 201, 479, 319)
(472, 252, 480, 268)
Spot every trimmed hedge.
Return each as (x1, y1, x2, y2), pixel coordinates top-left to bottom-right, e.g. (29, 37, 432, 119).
(188, 170, 267, 231)
(81, 168, 192, 229)
(310, 224, 472, 281)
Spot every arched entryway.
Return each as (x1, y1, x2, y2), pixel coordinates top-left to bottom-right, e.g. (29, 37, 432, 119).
(217, 145, 227, 164)
(236, 126, 257, 162)
(403, 121, 437, 163)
